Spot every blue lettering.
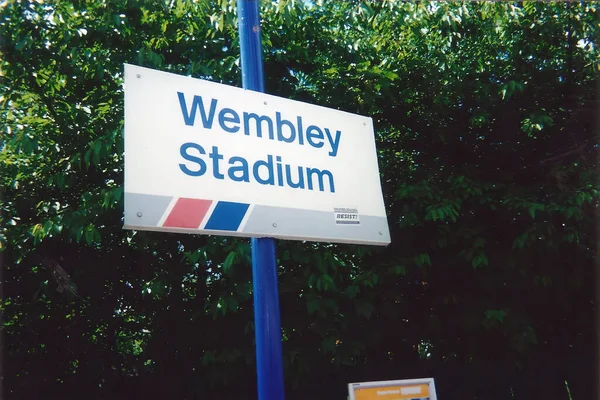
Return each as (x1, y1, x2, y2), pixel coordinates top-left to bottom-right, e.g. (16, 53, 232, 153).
(252, 155, 275, 185)
(324, 128, 341, 157)
(275, 156, 284, 186)
(228, 156, 250, 182)
(306, 167, 335, 193)
(305, 125, 324, 148)
(296, 116, 304, 145)
(218, 108, 240, 133)
(208, 146, 224, 179)
(179, 143, 207, 176)
(177, 92, 217, 128)
(276, 112, 296, 143)
(285, 165, 305, 189)
(179, 145, 335, 194)
(244, 112, 274, 139)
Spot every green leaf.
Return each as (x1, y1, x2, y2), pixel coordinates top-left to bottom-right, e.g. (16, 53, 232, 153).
(414, 253, 431, 267)
(83, 149, 91, 168)
(76, 227, 85, 242)
(85, 226, 94, 246)
(92, 141, 102, 166)
(392, 265, 407, 275)
(472, 254, 489, 268)
(383, 70, 399, 80)
(484, 309, 507, 323)
(222, 251, 237, 273)
(321, 274, 335, 291)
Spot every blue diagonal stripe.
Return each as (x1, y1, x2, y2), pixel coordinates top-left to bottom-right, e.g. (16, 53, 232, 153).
(204, 201, 250, 231)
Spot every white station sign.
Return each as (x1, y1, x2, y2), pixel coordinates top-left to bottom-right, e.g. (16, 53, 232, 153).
(123, 64, 390, 245)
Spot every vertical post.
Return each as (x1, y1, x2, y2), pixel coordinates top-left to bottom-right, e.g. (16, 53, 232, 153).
(237, 2, 285, 400)
(251, 237, 284, 400)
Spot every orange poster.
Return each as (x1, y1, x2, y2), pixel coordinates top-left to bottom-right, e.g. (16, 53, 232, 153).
(348, 378, 436, 400)
(354, 384, 430, 400)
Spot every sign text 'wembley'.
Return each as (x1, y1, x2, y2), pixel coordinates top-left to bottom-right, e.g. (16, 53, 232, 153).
(177, 92, 341, 193)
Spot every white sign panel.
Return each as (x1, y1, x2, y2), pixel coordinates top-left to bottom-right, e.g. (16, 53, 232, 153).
(123, 64, 390, 245)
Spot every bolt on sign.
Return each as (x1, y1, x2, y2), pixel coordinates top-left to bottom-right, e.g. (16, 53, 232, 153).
(123, 64, 390, 245)
(348, 378, 438, 400)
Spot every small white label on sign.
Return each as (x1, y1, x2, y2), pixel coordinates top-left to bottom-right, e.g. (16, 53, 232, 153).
(400, 386, 422, 395)
(334, 208, 360, 225)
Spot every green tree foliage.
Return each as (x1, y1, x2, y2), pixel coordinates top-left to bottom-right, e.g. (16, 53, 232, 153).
(1, 1, 597, 398)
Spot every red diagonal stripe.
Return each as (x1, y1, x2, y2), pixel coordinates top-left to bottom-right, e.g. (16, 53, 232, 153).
(162, 198, 212, 228)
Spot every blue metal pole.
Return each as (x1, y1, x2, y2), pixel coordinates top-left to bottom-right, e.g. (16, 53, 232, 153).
(250, 237, 284, 400)
(238, 0, 265, 92)
(237, 2, 285, 400)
